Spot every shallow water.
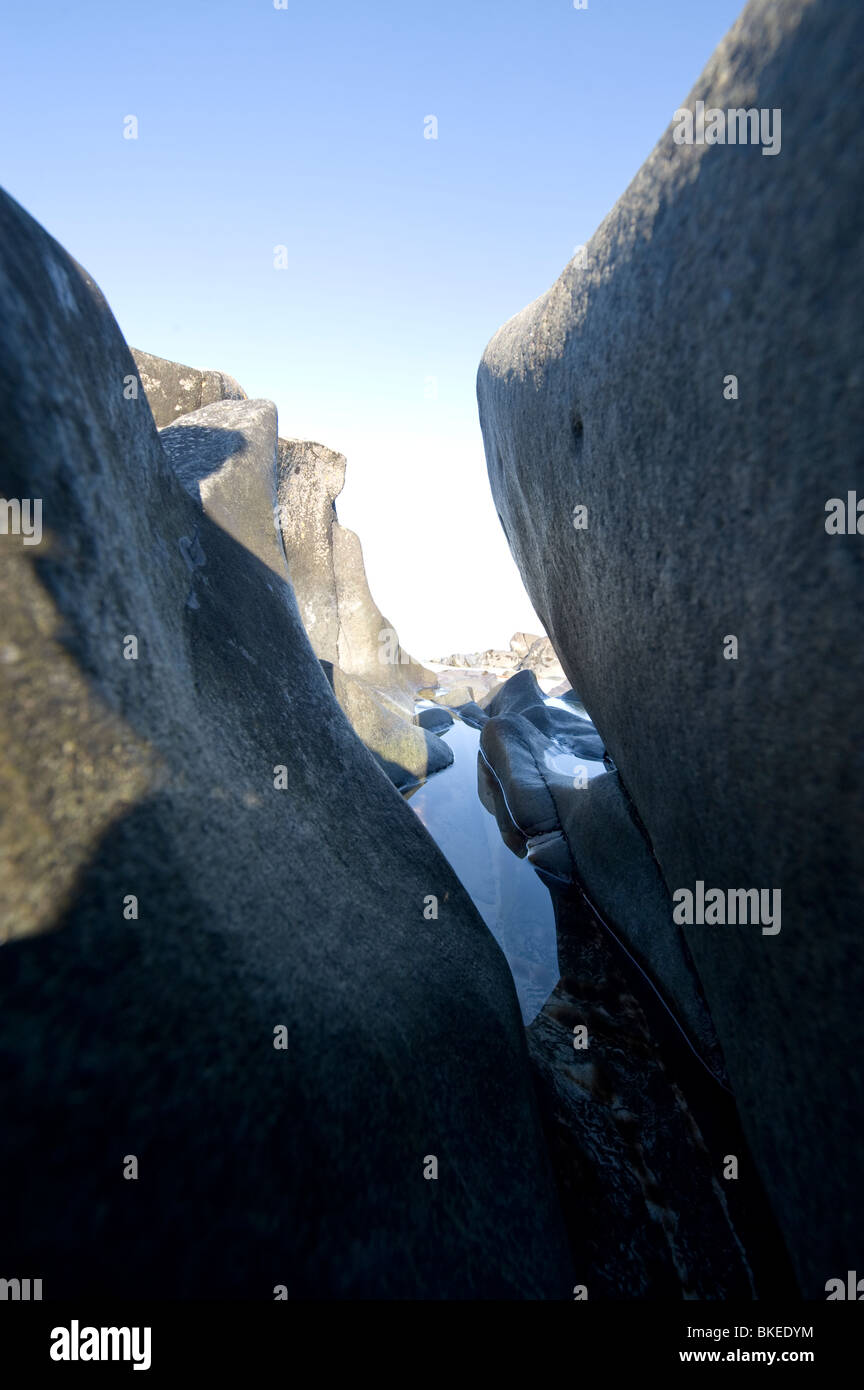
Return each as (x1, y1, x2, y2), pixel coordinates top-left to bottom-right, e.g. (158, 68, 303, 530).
(405, 714, 593, 1023)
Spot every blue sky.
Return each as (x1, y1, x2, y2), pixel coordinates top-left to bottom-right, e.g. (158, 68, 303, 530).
(1, 0, 745, 656)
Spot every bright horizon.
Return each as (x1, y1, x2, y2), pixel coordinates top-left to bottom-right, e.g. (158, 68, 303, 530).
(0, 0, 744, 657)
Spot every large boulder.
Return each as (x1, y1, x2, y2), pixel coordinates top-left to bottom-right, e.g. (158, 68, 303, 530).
(477, 0, 864, 1295)
(0, 184, 572, 1297)
(131, 347, 246, 428)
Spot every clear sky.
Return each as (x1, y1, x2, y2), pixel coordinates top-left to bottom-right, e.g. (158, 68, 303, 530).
(1, 0, 744, 658)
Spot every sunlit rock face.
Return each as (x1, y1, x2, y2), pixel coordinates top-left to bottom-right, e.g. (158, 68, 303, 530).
(0, 184, 573, 1298)
(478, 0, 864, 1295)
(131, 347, 246, 428)
(276, 437, 446, 787)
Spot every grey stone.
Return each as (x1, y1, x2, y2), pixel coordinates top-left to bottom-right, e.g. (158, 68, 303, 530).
(160, 398, 285, 584)
(479, 713, 724, 1075)
(330, 667, 453, 788)
(131, 347, 246, 428)
(275, 438, 439, 782)
(484, 669, 546, 718)
(518, 637, 565, 683)
(417, 705, 454, 735)
(478, 0, 864, 1293)
(0, 184, 572, 1298)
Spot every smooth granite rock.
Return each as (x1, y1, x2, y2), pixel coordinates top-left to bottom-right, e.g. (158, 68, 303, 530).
(274, 438, 439, 781)
(417, 705, 455, 735)
(329, 667, 453, 788)
(478, 0, 864, 1294)
(0, 184, 572, 1298)
(484, 669, 546, 718)
(160, 398, 285, 583)
(131, 347, 246, 428)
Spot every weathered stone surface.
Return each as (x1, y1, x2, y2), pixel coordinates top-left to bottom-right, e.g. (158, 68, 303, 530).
(275, 438, 345, 663)
(478, 0, 864, 1293)
(329, 667, 453, 788)
(520, 636, 564, 683)
(160, 398, 285, 583)
(275, 438, 438, 782)
(0, 185, 572, 1298)
(131, 347, 246, 428)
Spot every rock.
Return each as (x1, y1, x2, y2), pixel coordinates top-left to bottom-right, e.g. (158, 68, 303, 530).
(546, 680, 579, 702)
(509, 631, 543, 661)
(331, 522, 433, 690)
(160, 398, 285, 584)
(131, 348, 246, 429)
(437, 684, 477, 709)
(417, 705, 454, 735)
(329, 667, 453, 788)
(274, 438, 345, 663)
(0, 184, 572, 1298)
(516, 702, 605, 761)
(274, 438, 438, 781)
(454, 701, 489, 731)
(484, 669, 546, 717)
(477, 0, 864, 1293)
(518, 636, 565, 683)
(479, 713, 723, 1073)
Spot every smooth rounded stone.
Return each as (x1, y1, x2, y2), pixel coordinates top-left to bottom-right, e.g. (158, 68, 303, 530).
(131, 348, 246, 429)
(479, 714, 724, 1078)
(0, 185, 573, 1299)
(483, 668, 545, 718)
(477, 0, 864, 1293)
(519, 702, 605, 760)
(455, 701, 489, 731)
(417, 705, 454, 735)
(160, 398, 284, 585)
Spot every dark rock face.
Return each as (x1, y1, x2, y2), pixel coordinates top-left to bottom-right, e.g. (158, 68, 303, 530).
(417, 705, 455, 735)
(478, 0, 864, 1293)
(479, 713, 724, 1078)
(131, 348, 246, 428)
(0, 185, 572, 1297)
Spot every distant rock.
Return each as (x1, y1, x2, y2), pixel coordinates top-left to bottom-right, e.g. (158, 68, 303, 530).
(275, 438, 439, 782)
(519, 636, 564, 683)
(478, 0, 864, 1294)
(131, 348, 246, 429)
